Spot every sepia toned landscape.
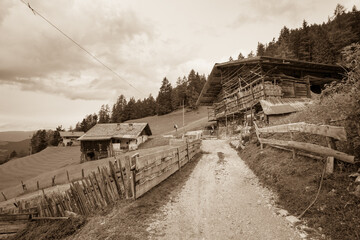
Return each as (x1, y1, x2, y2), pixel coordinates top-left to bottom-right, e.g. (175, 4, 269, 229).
(0, 1, 359, 240)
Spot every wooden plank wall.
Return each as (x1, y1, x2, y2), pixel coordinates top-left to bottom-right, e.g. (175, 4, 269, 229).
(135, 140, 201, 198)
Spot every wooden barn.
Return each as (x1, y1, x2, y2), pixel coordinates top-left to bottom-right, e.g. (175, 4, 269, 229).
(78, 123, 152, 161)
(196, 56, 345, 126)
(59, 131, 84, 146)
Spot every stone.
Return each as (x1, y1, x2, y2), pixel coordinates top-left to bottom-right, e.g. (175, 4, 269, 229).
(327, 189, 336, 196)
(351, 185, 360, 198)
(277, 209, 289, 217)
(355, 176, 360, 183)
(286, 215, 301, 225)
(349, 172, 360, 178)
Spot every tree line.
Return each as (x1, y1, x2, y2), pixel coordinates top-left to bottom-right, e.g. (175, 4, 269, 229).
(73, 69, 206, 132)
(233, 4, 360, 64)
(30, 126, 64, 154)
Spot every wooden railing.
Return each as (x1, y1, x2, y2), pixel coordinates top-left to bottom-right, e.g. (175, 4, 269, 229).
(254, 122, 355, 173)
(0, 140, 202, 218)
(134, 140, 201, 198)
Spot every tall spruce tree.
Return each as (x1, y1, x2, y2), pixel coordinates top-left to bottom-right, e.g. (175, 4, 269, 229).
(156, 77, 173, 115)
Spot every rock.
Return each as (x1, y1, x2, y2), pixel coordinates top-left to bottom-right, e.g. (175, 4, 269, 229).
(299, 232, 308, 238)
(349, 172, 360, 178)
(351, 185, 360, 198)
(286, 215, 301, 225)
(327, 189, 336, 196)
(355, 176, 360, 183)
(277, 209, 289, 217)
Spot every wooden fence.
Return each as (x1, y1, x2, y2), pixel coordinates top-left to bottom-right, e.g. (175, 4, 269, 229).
(0, 140, 202, 220)
(254, 122, 355, 173)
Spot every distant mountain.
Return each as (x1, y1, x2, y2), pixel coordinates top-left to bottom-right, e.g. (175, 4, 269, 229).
(0, 139, 31, 164)
(0, 131, 34, 142)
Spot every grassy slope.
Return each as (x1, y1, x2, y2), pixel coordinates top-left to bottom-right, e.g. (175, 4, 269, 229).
(127, 106, 208, 136)
(0, 107, 209, 203)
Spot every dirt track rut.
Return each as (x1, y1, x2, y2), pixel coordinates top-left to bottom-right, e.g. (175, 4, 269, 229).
(146, 139, 301, 240)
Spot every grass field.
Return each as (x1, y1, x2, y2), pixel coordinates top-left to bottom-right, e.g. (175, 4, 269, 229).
(0, 106, 210, 203)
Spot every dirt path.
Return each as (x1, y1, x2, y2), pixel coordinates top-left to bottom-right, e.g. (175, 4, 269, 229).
(146, 140, 302, 240)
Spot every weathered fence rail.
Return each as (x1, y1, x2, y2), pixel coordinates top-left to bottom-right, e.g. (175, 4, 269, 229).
(0, 140, 202, 222)
(254, 122, 355, 173)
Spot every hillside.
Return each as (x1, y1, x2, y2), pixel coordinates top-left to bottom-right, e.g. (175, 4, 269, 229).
(0, 139, 31, 164)
(0, 146, 81, 192)
(127, 106, 209, 136)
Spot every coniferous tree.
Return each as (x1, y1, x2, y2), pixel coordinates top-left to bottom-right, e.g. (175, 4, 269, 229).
(98, 104, 110, 123)
(256, 43, 265, 56)
(238, 52, 245, 59)
(111, 95, 127, 123)
(156, 77, 173, 115)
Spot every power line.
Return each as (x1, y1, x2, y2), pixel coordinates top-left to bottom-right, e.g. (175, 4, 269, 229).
(20, 0, 144, 95)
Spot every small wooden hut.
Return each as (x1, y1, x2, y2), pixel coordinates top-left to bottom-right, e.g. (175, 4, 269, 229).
(78, 123, 152, 161)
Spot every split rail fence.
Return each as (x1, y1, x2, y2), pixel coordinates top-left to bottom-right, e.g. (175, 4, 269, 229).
(254, 122, 355, 173)
(0, 140, 201, 221)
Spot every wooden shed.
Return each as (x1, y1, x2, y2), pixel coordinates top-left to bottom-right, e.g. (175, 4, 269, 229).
(59, 131, 84, 146)
(196, 56, 344, 125)
(78, 123, 152, 161)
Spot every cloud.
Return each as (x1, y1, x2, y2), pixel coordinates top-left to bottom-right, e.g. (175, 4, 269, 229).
(229, 0, 314, 28)
(0, 0, 155, 100)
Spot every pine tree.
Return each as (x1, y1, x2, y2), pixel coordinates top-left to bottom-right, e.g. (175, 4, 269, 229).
(256, 43, 265, 56)
(98, 104, 110, 123)
(238, 53, 245, 60)
(111, 95, 127, 123)
(156, 77, 173, 115)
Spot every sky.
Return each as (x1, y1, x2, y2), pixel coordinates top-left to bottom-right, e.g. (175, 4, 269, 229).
(0, 0, 358, 131)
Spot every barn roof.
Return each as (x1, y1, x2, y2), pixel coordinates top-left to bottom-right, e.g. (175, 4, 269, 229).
(196, 56, 344, 106)
(60, 131, 84, 138)
(78, 123, 152, 141)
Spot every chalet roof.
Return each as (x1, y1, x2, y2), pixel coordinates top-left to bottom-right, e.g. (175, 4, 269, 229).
(259, 98, 313, 115)
(60, 131, 84, 138)
(196, 56, 345, 106)
(78, 123, 152, 141)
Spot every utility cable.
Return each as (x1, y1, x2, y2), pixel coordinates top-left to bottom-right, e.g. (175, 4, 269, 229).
(298, 160, 327, 219)
(20, 0, 144, 95)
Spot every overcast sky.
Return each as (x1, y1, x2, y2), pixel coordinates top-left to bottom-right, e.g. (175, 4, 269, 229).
(0, 0, 358, 131)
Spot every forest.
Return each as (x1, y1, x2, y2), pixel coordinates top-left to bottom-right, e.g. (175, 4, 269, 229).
(237, 4, 360, 63)
(72, 69, 206, 133)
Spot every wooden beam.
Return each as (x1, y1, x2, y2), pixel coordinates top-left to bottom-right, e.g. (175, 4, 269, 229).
(257, 122, 347, 141)
(260, 138, 354, 164)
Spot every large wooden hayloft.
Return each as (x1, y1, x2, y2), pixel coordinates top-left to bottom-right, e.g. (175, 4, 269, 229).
(197, 56, 344, 125)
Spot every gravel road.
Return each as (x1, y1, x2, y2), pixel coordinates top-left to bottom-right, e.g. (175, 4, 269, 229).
(146, 139, 302, 240)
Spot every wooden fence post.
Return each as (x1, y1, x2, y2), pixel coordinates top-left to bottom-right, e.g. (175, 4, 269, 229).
(253, 121, 263, 150)
(52, 176, 56, 186)
(37, 181, 40, 190)
(21, 181, 27, 191)
(326, 137, 336, 174)
(289, 131, 296, 160)
(66, 170, 70, 182)
(1, 192, 7, 201)
(82, 169, 85, 178)
(177, 148, 181, 170)
(187, 142, 190, 162)
(130, 155, 137, 200)
(123, 156, 132, 199)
